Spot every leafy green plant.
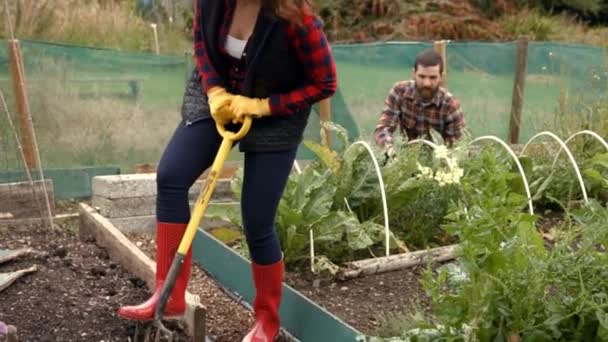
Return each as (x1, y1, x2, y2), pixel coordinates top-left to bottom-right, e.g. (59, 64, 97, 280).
(379, 141, 465, 249)
(424, 153, 546, 340)
(208, 160, 397, 272)
(527, 151, 608, 209)
(209, 121, 464, 270)
(305, 124, 467, 250)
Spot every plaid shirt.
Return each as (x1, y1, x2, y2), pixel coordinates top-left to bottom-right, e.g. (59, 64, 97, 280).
(193, 0, 337, 116)
(374, 80, 466, 147)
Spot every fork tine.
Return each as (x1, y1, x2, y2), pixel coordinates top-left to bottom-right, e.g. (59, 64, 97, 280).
(143, 324, 153, 342)
(132, 323, 140, 342)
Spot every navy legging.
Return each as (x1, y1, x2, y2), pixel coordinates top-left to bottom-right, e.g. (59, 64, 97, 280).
(156, 119, 296, 265)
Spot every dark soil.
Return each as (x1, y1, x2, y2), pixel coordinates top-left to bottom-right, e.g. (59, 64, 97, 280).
(0, 200, 278, 342)
(284, 266, 432, 336)
(536, 210, 565, 233)
(0, 219, 189, 342)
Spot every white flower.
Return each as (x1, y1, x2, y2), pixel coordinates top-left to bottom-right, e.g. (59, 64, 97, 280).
(445, 157, 459, 171)
(417, 162, 434, 179)
(462, 323, 475, 342)
(434, 145, 449, 160)
(433, 166, 464, 186)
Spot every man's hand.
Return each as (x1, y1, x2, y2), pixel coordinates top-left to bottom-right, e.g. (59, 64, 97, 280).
(381, 145, 396, 166)
(207, 87, 236, 125)
(228, 95, 271, 123)
(385, 145, 396, 159)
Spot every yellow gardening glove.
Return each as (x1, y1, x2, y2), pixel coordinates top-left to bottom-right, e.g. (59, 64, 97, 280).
(228, 95, 271, 123)
(207, 86, 235, 125)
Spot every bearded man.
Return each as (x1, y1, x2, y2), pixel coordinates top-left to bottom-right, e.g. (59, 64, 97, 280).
(374, 49, 466, 159)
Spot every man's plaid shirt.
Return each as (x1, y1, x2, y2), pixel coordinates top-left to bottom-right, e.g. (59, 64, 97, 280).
(374, 80, 466, 147)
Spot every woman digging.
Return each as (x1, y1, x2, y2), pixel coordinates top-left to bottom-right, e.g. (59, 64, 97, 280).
(117, 0, 337, 340)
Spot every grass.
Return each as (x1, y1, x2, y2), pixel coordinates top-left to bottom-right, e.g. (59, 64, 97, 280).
(499, 8, 608, 47)
(1, 0, 190, 54)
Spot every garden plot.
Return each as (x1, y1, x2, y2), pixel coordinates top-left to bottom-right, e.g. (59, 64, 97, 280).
(84, 125, 608, 341)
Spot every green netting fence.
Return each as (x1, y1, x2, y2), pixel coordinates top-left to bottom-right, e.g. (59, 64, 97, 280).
(0, 39, 606, 180)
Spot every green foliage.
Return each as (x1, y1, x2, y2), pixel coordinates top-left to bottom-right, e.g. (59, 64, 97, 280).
(208, 159, 393, 271)
(1, 0, 190, 53)
(500, 8, 559, 40)
(526, 151, 608, 209)
(380, 144, 462, 249)
(541, 0, 605, 14)
(209, 122, 464, 269)
(425, 148, 546, 340)
(361, 145, 608, 342)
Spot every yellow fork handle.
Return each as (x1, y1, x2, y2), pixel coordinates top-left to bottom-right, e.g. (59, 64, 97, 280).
(176, 116, 252, 255)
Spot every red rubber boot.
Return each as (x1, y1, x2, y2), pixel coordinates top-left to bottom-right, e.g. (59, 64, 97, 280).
(242, 258, 284, 342)
(117, 221, 192, 321)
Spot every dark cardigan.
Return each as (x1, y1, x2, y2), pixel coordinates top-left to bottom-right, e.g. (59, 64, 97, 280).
(180, 0, 313, 152)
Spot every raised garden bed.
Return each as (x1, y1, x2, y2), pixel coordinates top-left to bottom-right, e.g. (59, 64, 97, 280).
(0, 200, 300, 342)
(78, 202, 299, 342)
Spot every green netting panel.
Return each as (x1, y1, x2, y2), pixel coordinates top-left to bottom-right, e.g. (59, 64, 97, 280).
(299, 87, 361, 159)
(0, 39, 192, 174)
(0, 39, 362, 171)
(444, 41, 519, 140)
(1, 39, 606, 177)
(0, 43, 23, 180)
(326, 41, 607, 145)
(328, 41, 520, 143)
(521, 42, 608, 140)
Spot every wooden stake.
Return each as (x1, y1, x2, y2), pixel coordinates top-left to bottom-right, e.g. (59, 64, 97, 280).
(433, 40, 448, 87)
(150, 23, 160, 55)
(337, 244, 459, 280)
(319, 98, 332, 148)
(509, 36, 529, 144)
(4, 41, 55, 229)
(8, 39, 37, 169)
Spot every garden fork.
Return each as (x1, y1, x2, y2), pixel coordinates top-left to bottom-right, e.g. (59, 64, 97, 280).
(137, 117, 252, 342)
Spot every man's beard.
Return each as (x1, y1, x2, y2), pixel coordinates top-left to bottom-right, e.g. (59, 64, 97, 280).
(416, 85, 438, 100)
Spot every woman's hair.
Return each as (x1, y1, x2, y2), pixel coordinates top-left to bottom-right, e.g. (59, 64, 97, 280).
(267, 0, 313, 26)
